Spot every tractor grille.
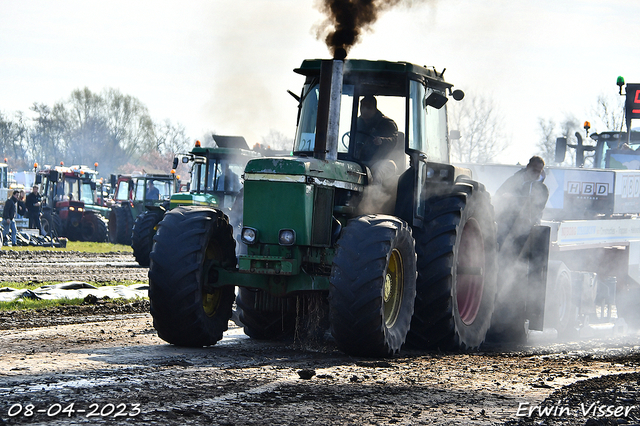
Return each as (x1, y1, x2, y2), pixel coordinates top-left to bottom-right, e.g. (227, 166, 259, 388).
(311, 186, 334, 247)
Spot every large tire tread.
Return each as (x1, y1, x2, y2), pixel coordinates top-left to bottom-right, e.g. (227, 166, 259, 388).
(329, 215, 416, 357)
(132, 210, 164, 266)
(407, 182, 497, 351)
(149, 206, 236, 347)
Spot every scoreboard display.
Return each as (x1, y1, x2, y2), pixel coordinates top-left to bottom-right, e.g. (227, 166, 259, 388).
(626, 83, 640, 121)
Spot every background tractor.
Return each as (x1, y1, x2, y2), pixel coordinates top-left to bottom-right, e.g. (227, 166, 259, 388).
(37, 165, 109, 242)
(148, 57, 502, 357)
(130, 136, 261, 266)
(108, 173, 177, 245)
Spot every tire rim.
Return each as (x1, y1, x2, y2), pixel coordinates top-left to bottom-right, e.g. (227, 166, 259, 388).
(457, 218, 485, 325)
(202, 290, 222, 317)
(383, 248, 404, 328)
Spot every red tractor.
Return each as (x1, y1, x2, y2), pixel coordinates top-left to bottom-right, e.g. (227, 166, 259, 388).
(37, 165, 109, 242)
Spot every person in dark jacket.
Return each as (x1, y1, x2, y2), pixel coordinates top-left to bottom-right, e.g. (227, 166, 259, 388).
(356, 95, 398, 166)
(17, 190, 27, 218)
(2, 190, 19, 246)
(25, 185, 43, 232)
(494, 156, 549, 249)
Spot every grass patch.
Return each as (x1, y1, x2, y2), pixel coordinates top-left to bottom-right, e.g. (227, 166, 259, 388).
(1, 241, 133, 253)
(0, 297, 146, 312)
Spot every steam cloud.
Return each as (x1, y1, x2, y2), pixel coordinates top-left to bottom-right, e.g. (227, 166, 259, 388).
(317, 0, 426, 58)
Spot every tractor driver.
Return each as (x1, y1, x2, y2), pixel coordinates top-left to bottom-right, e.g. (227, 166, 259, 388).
(146, 181, 160, 200)
(355, 95, 398, 167)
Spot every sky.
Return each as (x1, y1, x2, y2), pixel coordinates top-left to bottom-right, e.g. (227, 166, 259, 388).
(1, 0, 638, 165)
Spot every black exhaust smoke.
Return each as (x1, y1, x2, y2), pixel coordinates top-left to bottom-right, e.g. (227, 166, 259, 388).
(318, 0, 411, 57)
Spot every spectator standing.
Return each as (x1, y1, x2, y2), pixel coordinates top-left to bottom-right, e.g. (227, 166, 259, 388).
(25, 185, 43, 233)
(2, 190, 19, 246)
(17, 190, 27, 218)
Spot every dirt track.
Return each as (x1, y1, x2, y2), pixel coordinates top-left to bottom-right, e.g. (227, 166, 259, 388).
(0, 250, 639, 425)
(0, 250, 147, 283)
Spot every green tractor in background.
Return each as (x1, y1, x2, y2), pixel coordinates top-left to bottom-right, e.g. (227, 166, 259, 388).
(149, 58, 498, 357)
(108, 173, 177, 246)
(131, 136, 262, 266)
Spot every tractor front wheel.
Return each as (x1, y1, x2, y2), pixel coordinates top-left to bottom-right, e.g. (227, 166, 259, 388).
(42, 213, 63, 238)
(149, 206, 237, 347)
(329, 215, 416, 357)
(80, 213, 108, 242)
(131, 210, 164, 266)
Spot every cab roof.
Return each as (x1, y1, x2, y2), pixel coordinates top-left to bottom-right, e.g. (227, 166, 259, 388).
(294, 58, 452, 89)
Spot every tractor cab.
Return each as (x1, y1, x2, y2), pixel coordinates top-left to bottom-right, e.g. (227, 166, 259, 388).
(169, 137, 261, 212)
(36, 165, 108, 241)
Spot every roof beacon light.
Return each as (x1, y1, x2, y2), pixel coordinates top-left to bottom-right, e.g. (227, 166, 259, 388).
(617, 76, 625, 95)
(195, 140, 201, 147)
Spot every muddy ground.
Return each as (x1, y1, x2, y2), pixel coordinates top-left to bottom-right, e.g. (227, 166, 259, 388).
(0, 250, 639, 426)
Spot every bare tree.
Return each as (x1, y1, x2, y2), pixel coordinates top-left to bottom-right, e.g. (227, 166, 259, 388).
(260, 129, 293, 152)
(448, 94, 507, 163)
(153, 119, 190, 156)
(0, 111, 30, 170)
(591, 93, 625, 132)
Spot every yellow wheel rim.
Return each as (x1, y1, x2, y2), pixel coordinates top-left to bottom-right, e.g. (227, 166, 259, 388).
(203, 289, 222, 317)
(383, 249, 404, 327)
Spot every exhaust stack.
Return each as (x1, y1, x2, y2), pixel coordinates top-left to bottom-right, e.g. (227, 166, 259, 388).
(314, 58, 344, 161)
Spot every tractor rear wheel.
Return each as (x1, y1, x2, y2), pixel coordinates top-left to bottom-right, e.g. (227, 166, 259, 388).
(544, 261, 577, 336)
(80, 213, 108, 242)
(131, 210, 164, 266)
(149, 206, 237, 347)
(329, 215, 416, 357)
(406, 180, 497, 351)
(108, 205, 131, 245)
(236, 288, 296, 340)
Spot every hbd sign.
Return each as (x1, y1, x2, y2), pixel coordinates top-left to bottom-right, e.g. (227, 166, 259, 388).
(567, 181, 609, 196)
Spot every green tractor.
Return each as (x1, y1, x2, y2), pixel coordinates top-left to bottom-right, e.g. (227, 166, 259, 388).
(108, 173, 177, 245)
(131, 136, 261, 266)
(37, 164, 110, 242)
(148, 58, 498, 357)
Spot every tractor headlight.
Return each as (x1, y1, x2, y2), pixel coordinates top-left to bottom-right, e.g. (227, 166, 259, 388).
(69, 206, 75, 211)
(241, 227, 258, 245)
(278, 229, 296, 246)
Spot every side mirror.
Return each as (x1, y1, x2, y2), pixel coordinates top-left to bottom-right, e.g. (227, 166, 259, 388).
(425, 92, 448, 109)
(35, 174, 42, 184)
(90, 182, 96, 190)
(49, 170, 59, 183)
(110, 174, 117, 188)
(173, 157, 179, 169)
(182, 156, 190, 163)
(451, 89, 465, 101)
(555, 137, 567, 163)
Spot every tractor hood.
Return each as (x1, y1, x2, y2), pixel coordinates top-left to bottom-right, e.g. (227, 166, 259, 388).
(244, 157, 365, 190)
